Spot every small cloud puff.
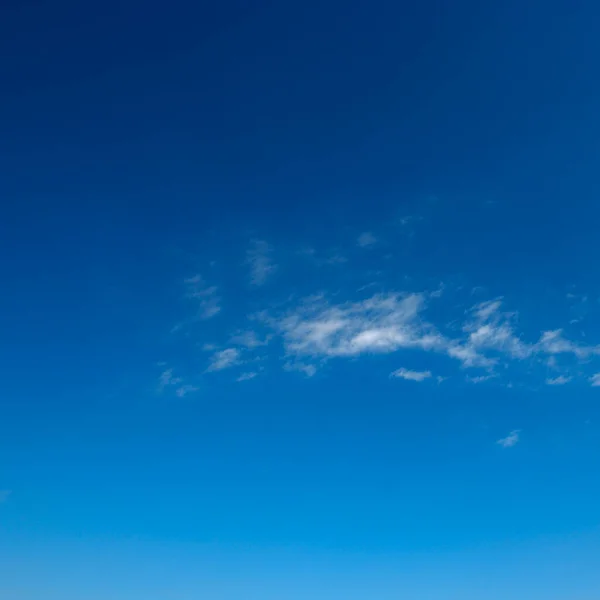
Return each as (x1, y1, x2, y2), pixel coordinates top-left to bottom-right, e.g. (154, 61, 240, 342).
(391, 367, 432, 382)
(546, 375, 572, 386)
(175, 384, 199, 397)
(284, 362, 317, 377)
(207, 348, 240, 372)
(497, 430, 520, 448)
(589, 373, 600, 387)
(237, 371, 258, 382)
(357, 232, 377, 248)
(158, 368, 182, 392)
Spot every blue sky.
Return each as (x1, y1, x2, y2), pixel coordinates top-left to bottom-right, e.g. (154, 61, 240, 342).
(2, 0, 600, 598)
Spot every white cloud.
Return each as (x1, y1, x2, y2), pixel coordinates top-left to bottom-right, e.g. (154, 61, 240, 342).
(247, 239, 277, 286)
(391, 368, 432, 382)
(270, 293, 445, 359)
(0, 490, 11, 503)
(460, 299, 532, 362)
(175, 384, 199, 397)
(184, 275, 221, 320)
(230, 330, 271, 348)
(158, 368, 182, 391)
(589, 373, 600, 387)
(284, 362, 317, 377)
(537, 329, 599, 359)
(207, 348, 240, 372)
(357, 231, 377, 248)
(237, 371, 258, 382)
(497, 430, 520, 448)
(466, 374, 496, 384)
(546, 375, 572, 386)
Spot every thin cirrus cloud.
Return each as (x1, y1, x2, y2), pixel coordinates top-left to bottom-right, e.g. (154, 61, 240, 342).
(206, 348, 241, 372)
(236, 371, 258, 382)
(546, 375, 572, 386)
(247, 239, 277, 286)
(357, 231, 377, 248)
(283, 362, 317, 377)
(184, 275, 221, 320)
(158, 368, 181, 392)
(589, 373, 600, 387)
(164, 229, 600, 389)
(175, 384, 199, 397)
(157, 368, 199, 397)
(391, 368, 432, 382)
(256, 292, 600, 383)
(496, 430, 520, 448)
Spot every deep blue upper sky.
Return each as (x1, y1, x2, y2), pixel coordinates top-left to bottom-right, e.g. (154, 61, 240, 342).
(2, 1, 600, 598)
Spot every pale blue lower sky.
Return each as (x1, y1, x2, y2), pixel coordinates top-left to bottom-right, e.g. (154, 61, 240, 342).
(1, 530, 600, 600)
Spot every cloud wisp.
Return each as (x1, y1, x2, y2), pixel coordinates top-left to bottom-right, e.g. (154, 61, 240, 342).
(391, 368, 432, 382)
(247, 239, 277, 286)
(184, 275, 221, 320)
(357, 231, 377, 248)
(546, 375, 572, 386)
(497, 430, 520, 448)
(207, 348, 241, 372)
(253, 292, 600, 384)
(165, 227, 600, 389)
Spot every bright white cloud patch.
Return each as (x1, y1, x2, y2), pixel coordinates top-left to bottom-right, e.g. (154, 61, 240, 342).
(357, 231, 377, 247)
(455, 299, 532, 366)
(247, 239, 277, 286)
(207, 348, 240, 372)
(165, 232, 600, 391)
(497, 430, 520, 448)
(391, 368, 432, 382)
(270, 293, 444, 359)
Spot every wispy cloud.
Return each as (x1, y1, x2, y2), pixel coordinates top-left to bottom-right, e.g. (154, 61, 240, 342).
(589, 373, 600, 387)
(230, 330, 271, 349)
(175, 384, 199, 397)
(284, 362, 317, 377)
(269, 292, 444, 359)
(207, 348, 240, 372)
(183, 274, 221, 320)
(497, 430, 520, 448)
(537, 329, 599, 359)
(357, 231, 377, 248)
(466, 374, 496, 384)
(391, 367, 432, 382)
(237, 371, 258, 382)
(0, 490, 12, 503)
(158, 368, 182, 392)
(247, 239, 277, 286)
(452, 299, 532, 367)
(546, 375, 572, 386)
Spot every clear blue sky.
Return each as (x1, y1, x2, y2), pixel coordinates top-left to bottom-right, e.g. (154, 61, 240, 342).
(2, 1, 600, 598)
